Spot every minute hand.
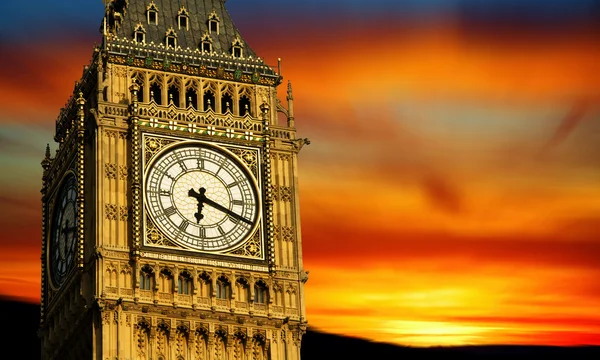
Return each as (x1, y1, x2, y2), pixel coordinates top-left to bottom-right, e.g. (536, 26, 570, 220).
(203, 197, 253, 225)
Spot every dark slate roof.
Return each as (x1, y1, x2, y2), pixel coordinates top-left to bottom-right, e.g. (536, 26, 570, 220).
(109, 0, 257, 58)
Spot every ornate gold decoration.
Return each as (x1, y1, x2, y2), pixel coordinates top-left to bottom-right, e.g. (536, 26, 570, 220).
(113, 67, 128, 78)
(130, 82, 142, 252)
(145, 215, 184, 249)
(270, 184, 279, 201)
(226, 230, 262, 259)
(280, 186, 292, 202)
(119, 206, 129, 222)
(228, 147, 259, 178)
(276, 152, 292, 162)
(76, 93, 86, 270)
(118, 165, 129, 180)
(105, 163, 117, 179)
(281, 227, 295, 243)
(105, 204, 118, 220)
(105, 130, 119, 139)
(260, 102, 276, 272)
(107, 53, 279, 86)
(144, 136, 177, 165)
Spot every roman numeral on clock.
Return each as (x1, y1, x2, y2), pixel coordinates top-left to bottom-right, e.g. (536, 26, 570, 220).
(174, 152, 187, 171)
(227, 181, 239, 188)
(178, 161, 187, 171)
(164, 206, 177, 217)
(178, 221, 189, 232)
(228, 215, 239, 224)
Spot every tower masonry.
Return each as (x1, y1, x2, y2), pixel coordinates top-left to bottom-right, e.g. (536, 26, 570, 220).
(39, 1, 309, 359)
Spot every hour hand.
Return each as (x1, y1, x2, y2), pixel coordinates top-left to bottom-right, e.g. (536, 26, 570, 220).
(193, 204, 204, 223)
(188, 187, 206, 223)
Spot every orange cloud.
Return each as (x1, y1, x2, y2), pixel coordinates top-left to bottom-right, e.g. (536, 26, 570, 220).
(0, 41, 95, 122)
(2, 18, 600, 347)
(259, 21, 600, 115)
(303, 260, 600, 346)
(538, 99, 593, 159)
(0, 246, 40, 303)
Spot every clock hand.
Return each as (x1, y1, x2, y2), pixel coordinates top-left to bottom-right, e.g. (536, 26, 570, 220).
(202, 196, 253, 225)
(189, 187, 252, 225)
(188, 188, 206, 224)
(62, 220, 77, 234)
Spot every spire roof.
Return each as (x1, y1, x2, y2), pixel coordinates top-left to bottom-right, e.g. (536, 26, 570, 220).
(105, 0, 258, 58)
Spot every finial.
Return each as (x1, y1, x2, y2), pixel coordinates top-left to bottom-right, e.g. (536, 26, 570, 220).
(260, 101, 270, 116)
(129, 82, 141, 116)
(286, 80, 295, 127)
(76, 92, 86, 121)
(129, 81, 140, 96)
(76, 91, 86, 107)
(287, 80, 293, 100)
(41, 143, 52, 170)
(277, 58, 282, 75)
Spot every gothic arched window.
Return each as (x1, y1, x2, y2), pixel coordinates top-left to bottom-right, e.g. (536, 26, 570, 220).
(178, 271, 192, 295)
(178, 7, 189, 30)
(150, 82, 162, 105)
(252, 334, 267, 360)
(221, 93, 232, 113)
(236, 278, 250, 302)
(167, 78, 181, 107)
(203, 89, 215, 111)
(139, 266, 153, 290)
(208, 11, 220, 34)
(200, 34, 212, 53)
(147, 1, 159, 25)
(198, 272, 211, 298)
(216, 276, 230, 299)
(254, 280, 268, 304)
(158, 268, 173, 293)
(165, 27, 177, 48)
(239, 95, 251, 116)
(231, 38, 244, 58)
(134, 23, 146, 43)
(186, 87, 197, 109)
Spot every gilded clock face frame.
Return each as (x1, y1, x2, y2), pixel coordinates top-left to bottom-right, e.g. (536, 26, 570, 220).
(48, 174, 78, 289)
(144, 139, 261, 252)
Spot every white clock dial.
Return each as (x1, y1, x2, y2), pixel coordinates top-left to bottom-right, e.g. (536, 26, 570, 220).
(145, 143, 259, 251)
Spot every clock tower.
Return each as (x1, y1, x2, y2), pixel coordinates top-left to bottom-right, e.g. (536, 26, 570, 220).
(39, 1, 309, 359)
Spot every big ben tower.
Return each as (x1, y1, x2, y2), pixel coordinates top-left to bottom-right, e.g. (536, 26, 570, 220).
(39, 1, 309, 359)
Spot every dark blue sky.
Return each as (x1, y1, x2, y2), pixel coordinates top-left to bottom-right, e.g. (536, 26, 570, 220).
(1, 0, 598, 41)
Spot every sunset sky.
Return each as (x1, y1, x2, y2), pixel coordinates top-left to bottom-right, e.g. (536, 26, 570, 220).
(1, 0, 600, 347)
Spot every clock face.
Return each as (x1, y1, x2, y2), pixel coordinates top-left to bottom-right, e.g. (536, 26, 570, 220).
(49, 175, 77, 288)
(145, 143, 260, 251)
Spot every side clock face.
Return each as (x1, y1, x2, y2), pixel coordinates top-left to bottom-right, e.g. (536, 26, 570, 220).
(145, 143, 260, 251)
(49, 175, 77, 288)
